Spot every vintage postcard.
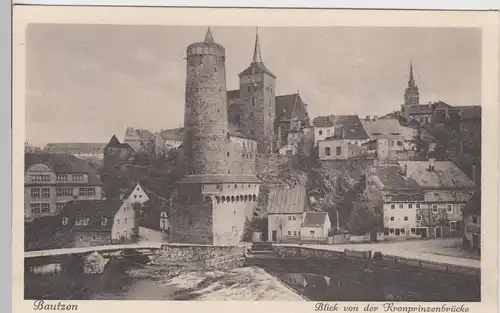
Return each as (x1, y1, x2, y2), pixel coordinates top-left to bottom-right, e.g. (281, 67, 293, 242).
(12, 5, 499, 313)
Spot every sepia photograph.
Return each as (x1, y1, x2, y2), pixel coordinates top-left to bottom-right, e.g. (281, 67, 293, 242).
(12, 6, 498, 308)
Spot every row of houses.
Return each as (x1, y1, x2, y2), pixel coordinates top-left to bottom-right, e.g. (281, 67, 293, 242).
(265, 159, 479, 250)
(24, 152, 170, 250)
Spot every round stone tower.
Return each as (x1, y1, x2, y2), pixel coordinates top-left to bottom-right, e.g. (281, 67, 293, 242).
(183, 27, 229, 175)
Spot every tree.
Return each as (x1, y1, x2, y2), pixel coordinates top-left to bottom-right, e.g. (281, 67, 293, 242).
(347, 200, 382, 238)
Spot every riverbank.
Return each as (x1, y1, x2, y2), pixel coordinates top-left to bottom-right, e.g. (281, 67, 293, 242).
(278, 238, 480, 269)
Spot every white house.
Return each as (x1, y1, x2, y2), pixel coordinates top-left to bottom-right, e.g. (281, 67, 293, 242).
(300, 212, 331, 240)
(112, 183, 151, 242)
(267, 185, 310, 242)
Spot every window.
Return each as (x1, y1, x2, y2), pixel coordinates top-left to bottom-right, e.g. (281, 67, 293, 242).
(319, 130, 323, 135)
(101, 218, 107, 226)
(450, 221, 456, 231)
(325, 147, 331, 156)
(459, 204, 465, 214)
(288, 216, 291, 220)
(395, 228, 400, 236)
(391, 204, 395, 209)
(416, 203, 420, 209)
(234, 184, 237, 188)
(389, 228, 394, 234)
(404, 216, 408, 221)
(293, 231, 297, 236)
(410, 228, 416, 234)
(446, 204, 453, 213)
(80, 235, 84, 241)
(72, 174, 84, 182)
(79, 188, 96, 197)
(227, 152, 230, 157)
(56, 203, 65, 212)
(287, 231, 292, 235)
(416, 215, 422, 221)
(31, 188, 40, 198)
(252, 97, 255, 106)
(42, 188, 50, 198)
(57, 188, 73, 197)
(41, 203, 50, 213)
(408, 204, 413, 209)
(399, 204, 404, 209)
(397, 141, 403, 146)
(62, 217, 68, 226)
(310, 230, 315, 235)
(30, 175, 50, 183)
(92, 233, 97, 241)
(30, 203, 40, 213)
(400, 228, 405, 235)
(56, 175, 68, 183)
(432, 205, 438, 213)
(75, 218, 88, 226)
(214, 66, 217, 72)
(336, 147, 342, 156)
(116, 219, 120, 225)
(292, 216, 296, 220)
(124, 218, 128, 224)
(390, 217, 395, 221)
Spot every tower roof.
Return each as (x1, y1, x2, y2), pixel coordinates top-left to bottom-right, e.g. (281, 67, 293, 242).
(253, 27, 263, 63)
(239, 28, 275, 78)
(204, 27, 214, 44)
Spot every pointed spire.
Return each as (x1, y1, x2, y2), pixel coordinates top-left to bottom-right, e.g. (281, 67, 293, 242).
(409, 61, 414, 82)
(253, 27, 262, 63)
(204, 27, 214, 44)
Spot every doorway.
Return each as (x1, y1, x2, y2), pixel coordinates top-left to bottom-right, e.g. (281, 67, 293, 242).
(272, 230, 278, 242)
(435, 227, 443, 238)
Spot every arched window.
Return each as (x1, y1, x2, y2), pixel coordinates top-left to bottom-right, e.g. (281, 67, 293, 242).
(325, 147, 331, 156)
(236, 196, 240, 202)
(222, 196, 226, 203)
(215, 196, 221, 204)
(231, 196, 235, 202)
(244, 195, 248, 201)
(253, 195, 257, 201)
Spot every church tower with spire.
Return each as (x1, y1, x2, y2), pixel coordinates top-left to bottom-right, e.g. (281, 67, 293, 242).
(238, 28, 276, 154)
(404, 62, 420, 105)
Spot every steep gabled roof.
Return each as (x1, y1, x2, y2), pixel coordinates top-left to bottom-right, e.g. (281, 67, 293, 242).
(267, 184, 308, 214)
(105, 135, 133, 150)
(301, 212, 329, 227)
(372, 165, 420, 190)
(398, 161, 476, 189)
(275, 93, 309, 123)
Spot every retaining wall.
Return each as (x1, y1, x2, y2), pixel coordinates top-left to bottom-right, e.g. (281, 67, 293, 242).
(154, 244, 247, 264)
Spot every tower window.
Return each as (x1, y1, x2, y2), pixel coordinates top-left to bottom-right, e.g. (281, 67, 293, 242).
(252, 97, 255, 106)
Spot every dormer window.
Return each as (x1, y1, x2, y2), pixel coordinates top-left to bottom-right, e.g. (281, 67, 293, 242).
(62, 217, 68, 226)
(101, 218, 107, 226)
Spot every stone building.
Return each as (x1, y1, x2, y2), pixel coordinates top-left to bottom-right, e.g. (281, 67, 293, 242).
(171, 28, 261, 245)
(24, 153, 104, 222)
(226, 30, 311, 154)
(103, 135, 133, 170)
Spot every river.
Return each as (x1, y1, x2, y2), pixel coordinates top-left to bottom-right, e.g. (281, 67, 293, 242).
(24, 260, 480, 301)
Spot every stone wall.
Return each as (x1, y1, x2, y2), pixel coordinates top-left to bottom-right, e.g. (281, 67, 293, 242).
(154, 244, 246, 264)
(228, 137, 257, 175)
(273, 245, 344, 259)
(170, 194, 213, 244)
(183, 40, 230, 176)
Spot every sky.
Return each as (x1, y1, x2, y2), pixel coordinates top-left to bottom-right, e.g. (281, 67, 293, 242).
(25, 24, 481, 147)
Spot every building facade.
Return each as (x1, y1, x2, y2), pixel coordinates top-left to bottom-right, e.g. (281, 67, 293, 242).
(24, 153, 104, 222)
(267, 185, 310, 242)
